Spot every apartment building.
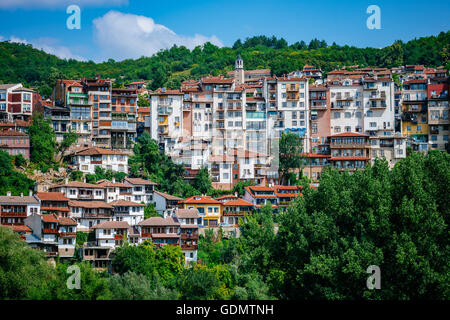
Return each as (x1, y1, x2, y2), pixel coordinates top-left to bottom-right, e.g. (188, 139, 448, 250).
(401, 79, 429, 152)
(179, 195, 222, 227)
(0, 191, 40, 226)
(68, 200, 113, 230)
(0, 130, 30, 159)
(44, 104, 71, 143)
(153, 190, 182, 214)
(97, 179, 133, 203)
(167, 208, 199, 264)
(427, 81, 449, 151)
(0, 84, 35, 122)
(110, 200, 145, 226)
(111, 88, 138, 149)
(69, 146, 129, 174)
(138, 216, 181, 247)
(91, 221, 130, 249)
(309, 84, 330, 153)
(221, 198, 253, 226)
(329, 77, 364, 135)
(124, 177, 158, 203)
(329, 132, 371, 171)
(49, 180, 106, 201)
(36, 192, 70, 217)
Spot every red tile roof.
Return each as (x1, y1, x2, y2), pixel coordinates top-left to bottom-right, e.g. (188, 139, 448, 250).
(138, 216, 179, 226)
(74, 147, 127, 156)
(92, 221, 130, 229)
(68, 201, 113, 209)
(124, 177, 158, 186)
(330, 132, 369, 137)
(36, 192, 69, 201)
(41, 213, 59, 223)
(180, 195, 222, 205)
(223, 199, 254, 207)
(109, 200, 145, 207)
(329, 157, 370, 161)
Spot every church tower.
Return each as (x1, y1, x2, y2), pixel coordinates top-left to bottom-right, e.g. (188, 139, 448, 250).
(234, 54, 244, 85)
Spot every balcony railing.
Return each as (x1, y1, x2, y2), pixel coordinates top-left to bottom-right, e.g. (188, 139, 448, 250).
(43, 228, 58, 234)
(1, 211, 27, 217)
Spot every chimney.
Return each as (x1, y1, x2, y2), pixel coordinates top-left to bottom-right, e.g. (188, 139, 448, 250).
(65, 178, 69, 184)
(112, 177, 116, 184)
(20, 193, 23, 197)
(29, 190, 33, 197)
(83, 177, 86, 183)
(7, 191, 11, 197)
(234, 192, 238, 197)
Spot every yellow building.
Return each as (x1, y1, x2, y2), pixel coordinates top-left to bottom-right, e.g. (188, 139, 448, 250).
(179, 196, 222, 227)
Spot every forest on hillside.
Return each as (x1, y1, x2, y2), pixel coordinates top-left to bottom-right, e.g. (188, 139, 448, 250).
(0, 31, 449, 98)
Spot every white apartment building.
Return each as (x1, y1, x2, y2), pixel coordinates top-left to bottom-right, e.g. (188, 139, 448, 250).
(49, 180, 106, 201)
(329, 78, 364, 135)
(110, 200, 145, 226)
(123, 177, 158, 203)
(92, 221, 129, 249)
(69, 147, 128, 174)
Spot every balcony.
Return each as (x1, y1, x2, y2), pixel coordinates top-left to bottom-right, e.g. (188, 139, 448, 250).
(78, 194, 94, 200)
(59, 232, 77, 237)
(181, 234, 199, 240)
(114, 234, 124, 240)
(1, 211, 27, 217)
(43, 228, 58, 234)
(181, 244, 198, 250)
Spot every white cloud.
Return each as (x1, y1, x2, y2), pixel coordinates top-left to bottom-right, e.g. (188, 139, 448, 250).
(0, 0, 128, 9)
(8, 36, 85, 61)
(93, 10, 223, 61)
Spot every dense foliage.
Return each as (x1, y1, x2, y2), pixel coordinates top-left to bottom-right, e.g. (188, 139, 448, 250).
(128, 132, 210, 198)
(0, 32, 448, 97)
(1, 150, 448, 300)
(0, 150, 35, 196)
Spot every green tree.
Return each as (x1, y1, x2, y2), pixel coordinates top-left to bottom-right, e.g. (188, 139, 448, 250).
(0, 226, 55, 299)
(193, 166, 213, 195)
(0, 150, 35, 196)
(279, 132, 305, 185)
(28, 113, 57, 167)
(57, 130, 78, 162)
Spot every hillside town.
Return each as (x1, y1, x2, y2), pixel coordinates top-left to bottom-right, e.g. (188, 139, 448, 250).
(0, 56, 448, 272)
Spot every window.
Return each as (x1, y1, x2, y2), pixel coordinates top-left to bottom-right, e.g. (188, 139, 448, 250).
(334, 112, 340, 119)
(345, 112, 351, 118)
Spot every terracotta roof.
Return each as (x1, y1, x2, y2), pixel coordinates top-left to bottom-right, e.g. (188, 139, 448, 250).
(50, 181, 104, 189)
(0, 131, 28, 136)
(92, 221, 130, 229)
(154, 191, 182, 201)
(68, 201, 113, 209)
(138, 216, 180, 226)
(216, 195, 238, 201)
(97, 180, 131, 188)
(74, 147, 127, 156)
(150, 89, 183, 95)
(58, 217, 77, 225)
(175, 209, 199, 218)
(41, 214, 59, 223)
(109, 200, 145, 207)
(11, 225, 32, 233)
(179, 196, 222, 205)
(223, 199, 254, 207)
(36, 192, 69, 201)
(201, 76, 234, 84)
(330, 132, 369, 137)
(0, 195, 39, 204)
(124, 177, 158, 186)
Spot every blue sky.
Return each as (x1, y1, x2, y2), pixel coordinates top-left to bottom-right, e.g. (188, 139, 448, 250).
(0, 0, 449, 62)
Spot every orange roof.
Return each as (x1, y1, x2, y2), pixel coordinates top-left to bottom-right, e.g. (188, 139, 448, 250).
(150, 88, 183, 95)
(330, 132, 369, 137)
(11, 225, 32, 233)
(74, 147, 127, 156)
(216, 195, 238, 201)
(180, 195, 222, 205)
(41, 214, 59, 223)
(68, 201, 113, 209)
(110, 200, 145, 207)
(58, 217, 77, 225)
(36, 192, 69, 201)
(223, 199, 254, 207)
(124, 177, 158, 186)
